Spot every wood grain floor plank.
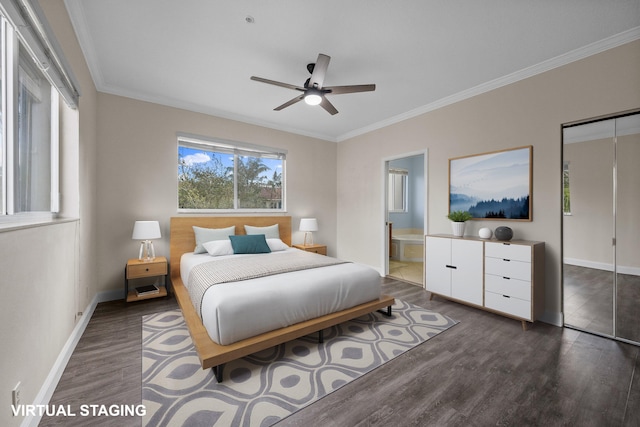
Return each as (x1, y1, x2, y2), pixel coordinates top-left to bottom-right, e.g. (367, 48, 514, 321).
(39, 278, 639, 427)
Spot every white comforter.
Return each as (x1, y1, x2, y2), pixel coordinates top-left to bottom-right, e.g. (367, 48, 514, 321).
(181, 248, 381, 345)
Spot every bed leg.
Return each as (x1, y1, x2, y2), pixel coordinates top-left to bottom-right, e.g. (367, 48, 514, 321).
(377, 306, 393, 317)
(318, 329, 324, 343)
(212, 364, 224, 383)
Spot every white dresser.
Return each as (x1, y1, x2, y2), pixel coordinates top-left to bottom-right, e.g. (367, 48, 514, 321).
(425, 236, 483, 306)
(425, 235, 545, 329)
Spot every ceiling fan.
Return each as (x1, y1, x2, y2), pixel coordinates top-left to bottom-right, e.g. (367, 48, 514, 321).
(250, 53, 375, 115)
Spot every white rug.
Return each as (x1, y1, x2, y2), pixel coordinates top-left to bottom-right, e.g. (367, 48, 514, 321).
(142, 299, 458, 426)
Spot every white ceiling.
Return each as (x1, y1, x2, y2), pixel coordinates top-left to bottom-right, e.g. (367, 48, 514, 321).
(63, 0, 640, 142)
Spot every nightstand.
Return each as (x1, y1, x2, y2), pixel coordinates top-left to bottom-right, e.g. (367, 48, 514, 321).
(293, 244, 327, 255)
(124, 256, 168, 302)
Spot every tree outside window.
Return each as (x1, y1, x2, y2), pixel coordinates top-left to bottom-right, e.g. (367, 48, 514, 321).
(178, 137, 285, 211)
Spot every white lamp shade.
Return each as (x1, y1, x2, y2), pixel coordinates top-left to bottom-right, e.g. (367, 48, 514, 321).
(299, 218, 318, 232)
(132, 221, 161, 240)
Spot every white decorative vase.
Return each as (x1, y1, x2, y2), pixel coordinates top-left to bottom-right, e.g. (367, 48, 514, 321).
(451, 221, 465, 237)
(478, 227, 493, 239)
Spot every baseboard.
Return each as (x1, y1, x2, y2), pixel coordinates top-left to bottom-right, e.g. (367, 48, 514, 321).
(97, 288, 125, 303)
(22, 289, 121, 427)
(539, 310, 563, 327)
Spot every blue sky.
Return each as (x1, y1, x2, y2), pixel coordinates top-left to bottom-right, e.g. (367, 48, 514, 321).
(450, 147, 530, 200)
(179, 146, 282, 179)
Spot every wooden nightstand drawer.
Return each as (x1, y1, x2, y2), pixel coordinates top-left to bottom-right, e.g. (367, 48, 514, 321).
(126, 258, 168, 279)
(125, 256, 169, 302)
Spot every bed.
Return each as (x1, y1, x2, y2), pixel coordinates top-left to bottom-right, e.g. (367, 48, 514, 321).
(169, 216, 395, 381)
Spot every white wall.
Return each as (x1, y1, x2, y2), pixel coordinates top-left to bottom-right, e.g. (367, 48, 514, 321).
(1, 3, 637, 425)
(95, 94, 338, 293)
(0, 2, 99, 426)
(40, 0, 99, 321)
(564, 130, 640, 271)
(336, 40, 640, 325)
(0, 222, 79, 427)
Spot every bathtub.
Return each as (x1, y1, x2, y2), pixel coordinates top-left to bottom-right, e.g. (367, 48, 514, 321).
(391, 234, 424, 262)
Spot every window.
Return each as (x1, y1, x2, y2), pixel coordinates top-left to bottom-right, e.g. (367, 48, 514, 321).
(0, 16, 59, 220)
(178, 135, 286, 211)
(388, 168, 408, 213)
(563, 161, 571, 215)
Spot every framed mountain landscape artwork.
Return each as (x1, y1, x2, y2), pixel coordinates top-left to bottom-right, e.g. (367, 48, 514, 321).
(449, 146, 532, 221)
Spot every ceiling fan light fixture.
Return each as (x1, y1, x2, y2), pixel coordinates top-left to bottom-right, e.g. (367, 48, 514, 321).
(304, 90, 322, 106)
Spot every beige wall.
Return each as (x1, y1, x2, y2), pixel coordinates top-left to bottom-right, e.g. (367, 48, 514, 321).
(564, 130, 640, 271)
(41, 0, 100, 314)
(95, 94, 337, 293)
(0, 2, 99, 426)
(1, 3, 638, 424)
(337, 40, 640, 324)
(563, 139, 615, 266)
(0, 222, 79, 426)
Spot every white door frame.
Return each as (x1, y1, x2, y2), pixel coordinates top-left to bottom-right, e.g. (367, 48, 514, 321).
(382, 149, 429, 279)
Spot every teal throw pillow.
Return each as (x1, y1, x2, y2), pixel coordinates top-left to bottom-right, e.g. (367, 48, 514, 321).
(229, 234, 271, 254)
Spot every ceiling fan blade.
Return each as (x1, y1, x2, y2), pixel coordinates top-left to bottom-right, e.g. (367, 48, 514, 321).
(308, 54, 330, 89)
(251, 76, 304, 91)
(320, 96, 338, 115)
(325, 84, 376, 94)
(274, 94, 305, 111)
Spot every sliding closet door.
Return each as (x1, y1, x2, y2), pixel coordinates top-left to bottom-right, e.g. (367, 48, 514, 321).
(615, 113, 640, 343)
(563, 111, 640, 345)
(563, 120, 615, 337)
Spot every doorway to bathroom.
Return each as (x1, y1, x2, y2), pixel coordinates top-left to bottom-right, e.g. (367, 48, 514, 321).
(385, 152, 427, 286)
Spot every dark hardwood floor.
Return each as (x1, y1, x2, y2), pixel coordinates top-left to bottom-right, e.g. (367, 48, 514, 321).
(40, 278, 639, 427)
(564, 263, 640, 343)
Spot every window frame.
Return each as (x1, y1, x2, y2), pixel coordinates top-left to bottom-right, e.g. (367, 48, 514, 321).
(177, 133, 286, 213)
(0, 15, 59, 225)
(388, 168, 408, 213)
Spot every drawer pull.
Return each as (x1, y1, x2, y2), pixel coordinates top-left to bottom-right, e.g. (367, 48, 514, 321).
(503, 276, 511, 280)
(503, 259, 511, 262)
(445, 265, 457, 269)
(502, 295, 510, 298)
(145, 268, 149, 272)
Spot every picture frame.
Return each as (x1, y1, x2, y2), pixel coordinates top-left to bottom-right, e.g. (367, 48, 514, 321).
(449, 145, 532, 221)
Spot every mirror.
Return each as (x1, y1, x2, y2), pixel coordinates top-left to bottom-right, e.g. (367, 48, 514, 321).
(562, 112, 640, 344)
(614, 114, 640, 343)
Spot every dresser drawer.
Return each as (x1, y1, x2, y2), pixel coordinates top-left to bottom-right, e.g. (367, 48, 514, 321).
(485, 242, 531, 263)
(484, 274, 531, 301)
(484, 256, 531, 281)
(127, 262, 167, 279)
(485, 291, 532, 320)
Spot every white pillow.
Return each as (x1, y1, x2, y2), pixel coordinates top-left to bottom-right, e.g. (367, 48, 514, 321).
(202, 239, 234, 256)
(193, 225, 235, 254)
(244, 224, 279, 239)
(267, 238, 289, 252)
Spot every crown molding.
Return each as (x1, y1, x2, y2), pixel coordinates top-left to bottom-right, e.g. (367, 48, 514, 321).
(337, 27, 640, 142)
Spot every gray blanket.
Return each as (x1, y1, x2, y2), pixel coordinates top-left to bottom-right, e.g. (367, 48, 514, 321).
(187, 250, 348, 319)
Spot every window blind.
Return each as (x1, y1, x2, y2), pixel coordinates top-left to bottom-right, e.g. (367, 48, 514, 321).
(0, 0, 80, 108)
(178, 134, 287, 160)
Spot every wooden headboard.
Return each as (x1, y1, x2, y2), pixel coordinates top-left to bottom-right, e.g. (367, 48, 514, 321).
(169, 216, 292, 282)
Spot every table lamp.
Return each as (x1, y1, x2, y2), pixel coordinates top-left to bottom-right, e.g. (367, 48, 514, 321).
(299, 218, 318, 246)
(132, 220, 161, 261)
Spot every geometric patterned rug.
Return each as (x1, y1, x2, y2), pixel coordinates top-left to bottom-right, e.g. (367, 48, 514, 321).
(142, 300, 458, 426)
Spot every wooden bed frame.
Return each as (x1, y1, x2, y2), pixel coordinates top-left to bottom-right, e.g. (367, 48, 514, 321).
(169, 216, 395, 381)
